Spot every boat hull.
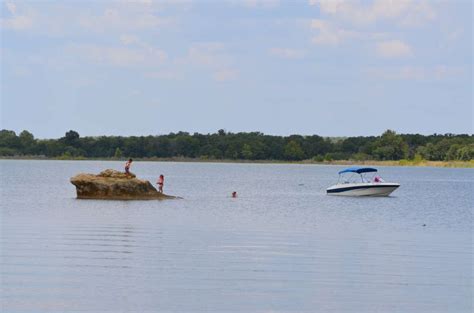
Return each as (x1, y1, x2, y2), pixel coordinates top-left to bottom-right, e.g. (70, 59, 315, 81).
(326, 183, 400, 196)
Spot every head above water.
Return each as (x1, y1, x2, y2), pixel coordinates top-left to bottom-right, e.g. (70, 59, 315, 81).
(129, 158, 133, 162)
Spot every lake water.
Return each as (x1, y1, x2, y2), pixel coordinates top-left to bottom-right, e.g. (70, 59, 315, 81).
(0, 160, 472, 313)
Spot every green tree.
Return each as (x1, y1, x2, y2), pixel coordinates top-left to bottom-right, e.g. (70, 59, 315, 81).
(457, 145, 474, 161)
(63, 130, 80, 147)
(417, 140, 453, 161)
(241, 144, 253, 159)
(373, 130, 408, 160)
(19, 130, 35, 154)
(302, 135, 331, 157)
(416, 143, 434, 160)
(175, 136, 200, 157)
(114, 147, 122, 159)
(324, 153, 333, 161)
(0, 147, 17, 156)
(433, 139, 452, 161)
(0, 130, 20, 150)
(446, 144, 461, 160)
(43, 140, 66, 157)
(0, 128, 472, 162)
(284, 141, 305, 160)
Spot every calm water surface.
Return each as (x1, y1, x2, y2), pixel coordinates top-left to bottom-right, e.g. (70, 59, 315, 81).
(0, 160, 472, 312)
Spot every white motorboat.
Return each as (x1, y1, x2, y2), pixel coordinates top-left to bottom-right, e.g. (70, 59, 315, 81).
(326, 167, 400, 196)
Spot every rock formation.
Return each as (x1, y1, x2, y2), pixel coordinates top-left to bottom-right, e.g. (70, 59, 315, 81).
(70, 169, 176, 200)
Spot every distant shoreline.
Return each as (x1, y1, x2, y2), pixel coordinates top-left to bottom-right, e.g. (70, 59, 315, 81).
(1, 156, 473, 168)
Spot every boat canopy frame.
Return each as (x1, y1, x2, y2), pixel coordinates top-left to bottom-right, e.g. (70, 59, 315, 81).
(337, 167, 379, 184)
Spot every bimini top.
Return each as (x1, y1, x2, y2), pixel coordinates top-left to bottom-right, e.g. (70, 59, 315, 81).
(338, 167, 378, 175)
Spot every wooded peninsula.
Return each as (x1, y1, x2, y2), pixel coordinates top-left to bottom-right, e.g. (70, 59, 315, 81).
(1, 129, 473, 166)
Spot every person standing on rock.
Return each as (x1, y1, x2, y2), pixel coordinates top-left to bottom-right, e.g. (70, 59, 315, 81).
(125, 159, 133, 175)
(157, 174, 164, 193)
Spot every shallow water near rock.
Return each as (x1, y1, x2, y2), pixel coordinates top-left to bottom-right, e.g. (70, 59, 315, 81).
(1, 160, 472, 312)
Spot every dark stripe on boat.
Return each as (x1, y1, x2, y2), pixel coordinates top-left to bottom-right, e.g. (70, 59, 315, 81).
(327, 184, 397, 193)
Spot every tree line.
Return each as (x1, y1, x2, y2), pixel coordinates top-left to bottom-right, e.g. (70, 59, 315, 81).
(0, 129, 473, 162)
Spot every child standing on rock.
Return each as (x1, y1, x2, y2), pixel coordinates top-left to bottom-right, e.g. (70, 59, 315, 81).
(157, 174, 164, 193)
(124, 159, 133, 175)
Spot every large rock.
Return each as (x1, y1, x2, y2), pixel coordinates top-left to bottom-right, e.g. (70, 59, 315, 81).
(70, 169, 175, 200)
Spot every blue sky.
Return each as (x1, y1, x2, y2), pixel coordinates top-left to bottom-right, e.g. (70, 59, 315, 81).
(1, 0, 472, 138)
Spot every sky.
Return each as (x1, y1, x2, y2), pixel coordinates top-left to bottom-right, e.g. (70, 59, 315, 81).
(0, 0, 472, 138)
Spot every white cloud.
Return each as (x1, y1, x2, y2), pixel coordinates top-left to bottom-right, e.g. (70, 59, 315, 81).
(145, 70, 182, 80)
(130, 89, 142, 96)
(269, 47, 306, 59)
(309, 0, 344, 14)
(238, 0, 280, 9)
(213, 69, 239, 81)
(446, 28, 463, 42)
(13, 66, 32, 77)
(146, 99, 161, 107)
(180, 42, 239, 81)
(307, 1, 437, 50)
(1, 15, 33, 30)
(309, 0, 436, 27)
(1, 1, 177, 36)
(310, 18, 387, 45)
(66, 43, 167, 67)
(310, 19, 359, 45)
(1, 1, 33, 30)
(120, 34, 140, 45)
(79, 7, 173, 32)
(6, 1, 16, 14)
(365, 65, 464, 81)
(432, 65, 465, 80)
(307, 0, 438, 58)
(398, 1, 436, 27)
(186, 43, 229, 67)
(125, 0, 153, 5)
(375, 40, 413, 58)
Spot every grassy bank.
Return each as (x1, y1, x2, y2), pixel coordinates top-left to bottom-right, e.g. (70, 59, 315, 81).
(1, 156, 473, 168)
(303, 159, 474, 168)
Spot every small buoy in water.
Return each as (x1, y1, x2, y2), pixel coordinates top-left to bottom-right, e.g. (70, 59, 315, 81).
(232, 191, 237, 198)
(422, 224, 426, 227)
